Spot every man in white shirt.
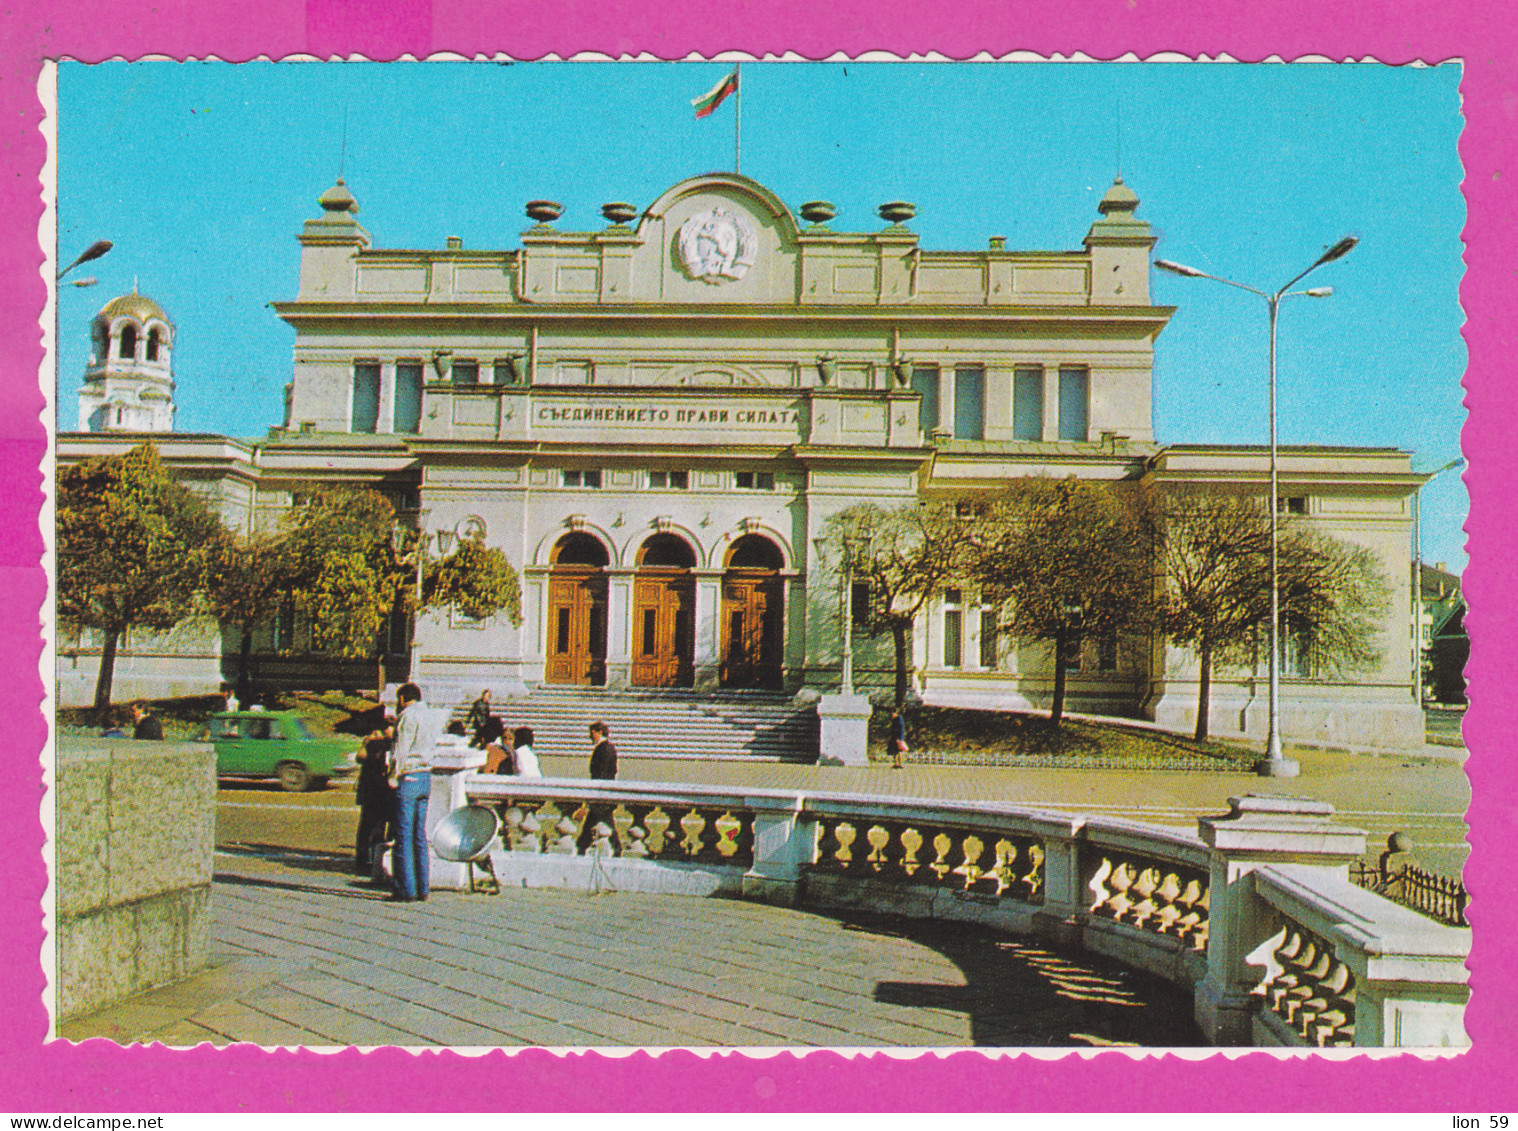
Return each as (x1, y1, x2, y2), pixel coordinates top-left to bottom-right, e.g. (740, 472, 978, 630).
(386, 682, 446, 903)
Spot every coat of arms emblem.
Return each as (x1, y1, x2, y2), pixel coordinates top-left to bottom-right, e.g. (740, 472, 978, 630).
(677, 205, 758, 283)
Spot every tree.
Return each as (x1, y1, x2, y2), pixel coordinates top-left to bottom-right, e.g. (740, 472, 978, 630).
(1155, 491, 1389, 741)
(424, 535, 523, 626)
(972, 477, 1156, 725)
(825, 499, 972, 708)
(57, 442, 224, 716)
(204, 533, 286, 701)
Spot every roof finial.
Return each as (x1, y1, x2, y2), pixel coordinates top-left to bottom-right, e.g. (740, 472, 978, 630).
(339, 104, 348, 181)
(133, 276, 138, 295)
(1116, 99, 1123, 183)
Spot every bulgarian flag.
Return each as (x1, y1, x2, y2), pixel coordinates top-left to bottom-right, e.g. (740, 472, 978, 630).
(692, 70, 738, 118)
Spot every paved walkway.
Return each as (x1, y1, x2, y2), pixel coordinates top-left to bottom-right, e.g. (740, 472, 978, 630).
(60, 848, 1200, 1049)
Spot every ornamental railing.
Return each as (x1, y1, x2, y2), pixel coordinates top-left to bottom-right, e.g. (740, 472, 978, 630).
(437, 761, 1467, 1049)
(1350, 859, 1468, 927)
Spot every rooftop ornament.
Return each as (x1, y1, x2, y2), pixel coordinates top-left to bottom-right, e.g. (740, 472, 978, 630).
(525, 200, 564, 225)
(600, 202, 638, 226)
(878, 201, 916, 226)
(799, 200, 837, 227)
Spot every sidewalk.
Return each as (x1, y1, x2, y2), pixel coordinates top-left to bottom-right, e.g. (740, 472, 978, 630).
(59, 848, 1200, 1049)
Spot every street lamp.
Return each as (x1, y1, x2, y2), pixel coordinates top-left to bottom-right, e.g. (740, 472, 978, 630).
(1411, 456, 1465, 702)
(58, 238, 112, 282)
(1156, 235, 1357, 778)
(391, 514, 458, 683)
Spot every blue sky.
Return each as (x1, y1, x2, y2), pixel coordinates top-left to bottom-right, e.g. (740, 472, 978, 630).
(55, 59, 1468, 570)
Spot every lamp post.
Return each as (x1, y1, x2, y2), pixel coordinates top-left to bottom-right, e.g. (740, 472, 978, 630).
(392, 513, 457, 683)
(1156, 235, 1357, 778)
(1412, 456, 1465, 703)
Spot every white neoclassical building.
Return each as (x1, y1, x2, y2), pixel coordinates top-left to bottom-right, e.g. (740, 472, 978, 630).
(56, 171, 1427, 751)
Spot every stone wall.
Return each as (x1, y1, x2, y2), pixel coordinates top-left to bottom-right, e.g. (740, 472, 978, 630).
(54, 737, 216, 1022)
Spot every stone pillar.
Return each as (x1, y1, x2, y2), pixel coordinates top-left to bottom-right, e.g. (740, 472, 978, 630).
(605, 569, 633, 689)
(693, 572, 722, 691)
(817, 693, 872, 766)
(1193, 795, 1365, 1045)
(1028, 814, 1084, 949)
(742, 798, 812, 905)
(426, 739, 487, 891)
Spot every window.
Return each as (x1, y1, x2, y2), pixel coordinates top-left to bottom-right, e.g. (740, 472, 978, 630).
(979, 605, 1000, 668)
(1061, 628, 1083, 673)
(452, 360, 479, 386)
(394, 363, 424, 433)
(562, 469, 603, 488)
(1096, 633, 1118, 673)
(953, 365, 985, 441)
(145, 328, 160, 362)
(1281, 620, 1312, 677)
(943, 588, 963, 668)
(648, 470, 689, 489)
(911, 365, 940, 433)
(352, 364, 380, 433)
(1278, 496, 1308, 515)
(1057, 366, 1089, 441)
(493, 359, 516, 385)
(119, 324, 137, 360)
(850, 581, 872, 629)
(735, 471, 775, 490)
(1014, 366, 1044, 441)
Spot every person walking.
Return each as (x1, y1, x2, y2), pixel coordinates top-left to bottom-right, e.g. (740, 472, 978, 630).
(588, 721, 617, 780)
(887, 706, 909, 769)
(129, 701, 163, 740)
(512, 726, 542, 778)
(465, 688, 493, 746)
(386, 683, 445, 903)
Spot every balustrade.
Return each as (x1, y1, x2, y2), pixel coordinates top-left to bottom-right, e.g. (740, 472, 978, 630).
(450, 776, 1468, 1047)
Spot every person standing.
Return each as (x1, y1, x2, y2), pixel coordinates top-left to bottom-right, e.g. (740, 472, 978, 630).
(887, 706, 909, 769)
(466, 688, 492, 746)
(588, 721, 617, 780)
(353, 722, 395, 878)
(129, 701, 163, 740)
(386, 683, 445, 903)
(512, 726, 542, 778)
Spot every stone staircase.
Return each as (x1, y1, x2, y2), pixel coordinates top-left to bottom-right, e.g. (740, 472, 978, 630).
(448, 686, 820, 764)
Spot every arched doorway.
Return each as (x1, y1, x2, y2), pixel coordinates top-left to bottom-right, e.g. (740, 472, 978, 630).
(721, 534, 785, 689)
(631, 533, 697, 688)
(546, 533, 608, 686)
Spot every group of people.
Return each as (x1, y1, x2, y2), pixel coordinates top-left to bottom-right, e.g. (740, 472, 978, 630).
(357, 686, 621, 904)
(463, 689, 543, 778)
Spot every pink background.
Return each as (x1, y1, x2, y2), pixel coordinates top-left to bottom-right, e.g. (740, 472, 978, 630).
(5, 1, 1508, 1112)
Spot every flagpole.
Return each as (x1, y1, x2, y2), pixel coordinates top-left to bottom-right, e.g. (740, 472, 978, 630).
(734, 63, 742, 175)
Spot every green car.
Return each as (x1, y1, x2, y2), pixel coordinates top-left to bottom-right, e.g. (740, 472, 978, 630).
(204, 711, 360, 792)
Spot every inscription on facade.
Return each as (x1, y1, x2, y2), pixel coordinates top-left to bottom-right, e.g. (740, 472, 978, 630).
(536, 402, 800, 427)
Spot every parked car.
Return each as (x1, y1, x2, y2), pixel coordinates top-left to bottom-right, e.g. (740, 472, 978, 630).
(202, 710, 360, 791)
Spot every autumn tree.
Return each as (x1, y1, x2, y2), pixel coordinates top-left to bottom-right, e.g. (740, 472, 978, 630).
(825, 499, 973, 708)
(1155, 491, 1389, 741)
(204, 533, 286, 701)
(57, 442, 224, 716)
(972, 477, 1156, 725)
(424, 535, 523, 626)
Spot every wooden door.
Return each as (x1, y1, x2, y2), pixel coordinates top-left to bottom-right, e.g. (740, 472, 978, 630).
(545, 568, 607, 685)
(630, 572, 695, 687)
(719, 572, 784, 689)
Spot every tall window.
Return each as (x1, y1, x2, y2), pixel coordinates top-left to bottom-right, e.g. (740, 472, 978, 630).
(1058, 366, 1089, 441)
(119, 324, 137, 360)
(452, 360, 479, 386)
(953, 365, 985, 441)
(145, 328, 160, 361)
(979, 603, 1000, 668)
(851, 581, 872, 630)
(911, 365, 940, 433)
(1013, 366, 1044, 441)
(394, 363, 424, 434)
(943, 588, 963, 668)
(352, 364, 380, 433)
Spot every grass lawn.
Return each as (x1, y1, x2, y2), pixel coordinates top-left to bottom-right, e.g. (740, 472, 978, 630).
(869, 704, 1255, 771)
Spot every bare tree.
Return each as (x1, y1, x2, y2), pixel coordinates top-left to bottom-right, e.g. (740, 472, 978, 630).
(825, 500, 973, 708)
(1155, 491, 1388, 741)
(972, 477, 1156, 725)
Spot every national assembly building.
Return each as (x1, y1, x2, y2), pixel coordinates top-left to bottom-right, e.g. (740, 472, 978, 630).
(57, 170, 1427, 753)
